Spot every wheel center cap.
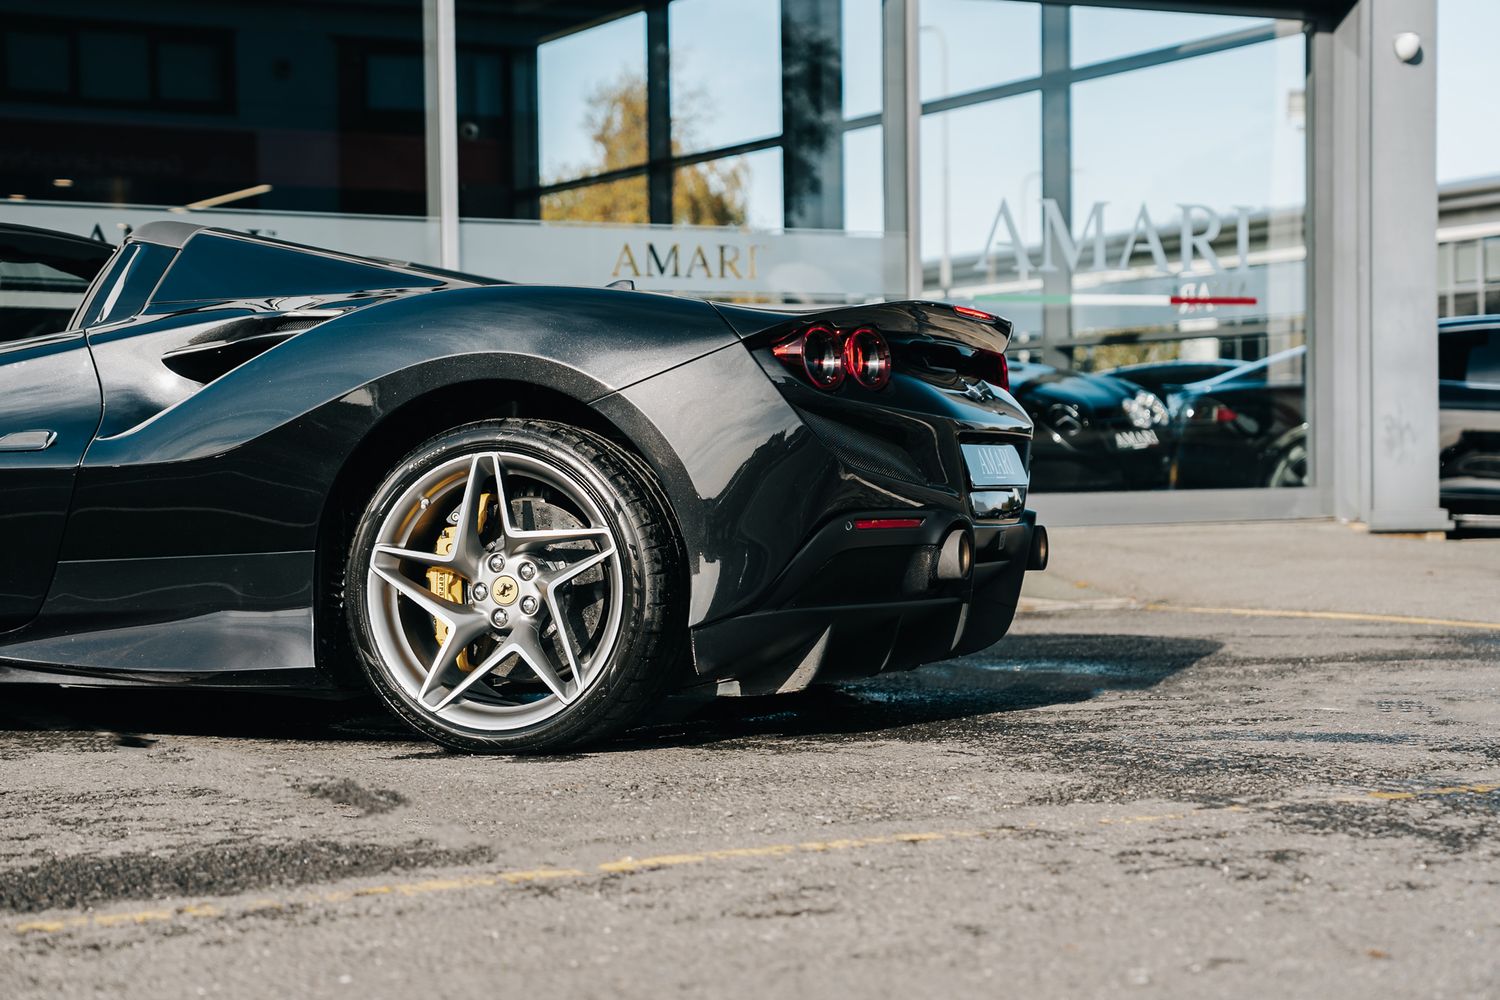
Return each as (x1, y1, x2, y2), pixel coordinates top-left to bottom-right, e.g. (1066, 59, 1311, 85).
(492, 576, 520, 606)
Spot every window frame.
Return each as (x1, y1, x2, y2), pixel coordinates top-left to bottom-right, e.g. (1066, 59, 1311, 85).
(0, 14, 235, 115)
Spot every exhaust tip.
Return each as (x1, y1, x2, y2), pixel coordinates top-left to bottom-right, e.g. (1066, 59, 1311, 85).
(1028, 524, 1049, 571)
(937, 527, 974, 581)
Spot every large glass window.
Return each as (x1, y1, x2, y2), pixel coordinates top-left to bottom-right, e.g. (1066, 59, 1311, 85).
(842, 0, 883, 119)
(1071, 8, 1272, 67)
(0, 3, 426, 216)
(920, 93, 1041, 286)
(1435, 0, 1500, 320)
(919, 0, 1039, 102)
(1, 0, 899, 303)
(670, 0, 781, 154)
(922, 4, 1309, 496)
(843, 125, 884, 233)
(673, 148, 784, 229)
(1437, 0, 1500, 187)
(446, 0, 898, 300)
(537, 13, 648, 187)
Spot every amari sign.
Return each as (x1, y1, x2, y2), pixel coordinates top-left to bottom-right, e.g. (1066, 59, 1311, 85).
(978, 198, 1259, 279)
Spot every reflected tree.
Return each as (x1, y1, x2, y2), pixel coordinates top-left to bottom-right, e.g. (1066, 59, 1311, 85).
(542, 72, 747, 226)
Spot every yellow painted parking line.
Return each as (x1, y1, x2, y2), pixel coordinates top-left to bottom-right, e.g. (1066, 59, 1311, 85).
(10, 830, 990, 936)
(11, 781, 1500, 938)
(1361, 782, 1500, 801)
(1145, 603, 1500, 632)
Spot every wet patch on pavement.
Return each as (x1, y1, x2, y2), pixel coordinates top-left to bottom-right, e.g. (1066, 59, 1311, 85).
(297, 778, 408, 816)
(0, 839, 492, 914)
(1271, 791, 1500, 854)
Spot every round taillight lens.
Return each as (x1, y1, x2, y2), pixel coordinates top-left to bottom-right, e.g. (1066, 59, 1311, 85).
(842, 327, 891, 389)
(800, 326, 844, 389)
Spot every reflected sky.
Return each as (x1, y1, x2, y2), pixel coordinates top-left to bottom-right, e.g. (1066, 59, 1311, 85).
(1437, 0, 1500, 185)
(669, 0, 782, 154)
(1072, 33, 1308, 234)
(537, 12, 646, 184)
(1070, 7, 1270, 66)
(533, 1, 1493, 236)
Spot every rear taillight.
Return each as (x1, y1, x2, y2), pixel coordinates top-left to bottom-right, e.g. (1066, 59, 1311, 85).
(978, 350, 1009, 392)
(843, 327, 892, 389)
(772, 325, 892, 391)
(853, 517, 925, 530)
(1185, 400, 1238, 424)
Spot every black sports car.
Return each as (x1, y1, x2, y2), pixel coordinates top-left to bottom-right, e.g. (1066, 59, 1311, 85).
(0, 222, 1045, 753)
(1006, 361, 1171, 491)
(1111, 348, 1309, 489)
(1439, 316, 1500, 524)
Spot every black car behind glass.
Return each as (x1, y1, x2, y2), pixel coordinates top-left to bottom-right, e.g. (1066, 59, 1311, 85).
(1006, 361, 1171, 492)
(1156, 346, 1309, 490)
(1107, 328, 1500, 518)
(1438, 317, 1500, 522)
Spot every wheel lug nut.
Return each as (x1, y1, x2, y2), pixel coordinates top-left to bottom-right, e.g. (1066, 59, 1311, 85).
(471, 583, 489, 602)
(518, 563, 536, 581)
(487, 553, 505, 572)
(520, 596, 538, 616)
(490, 608, 508, 629)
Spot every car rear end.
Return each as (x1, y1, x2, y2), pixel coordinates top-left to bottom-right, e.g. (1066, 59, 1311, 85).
(693, 300, 1045, 695)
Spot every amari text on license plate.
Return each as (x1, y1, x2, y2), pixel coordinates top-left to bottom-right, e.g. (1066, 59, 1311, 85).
(961, 442, 1027, 487)
(1113, 429, 1159, 450)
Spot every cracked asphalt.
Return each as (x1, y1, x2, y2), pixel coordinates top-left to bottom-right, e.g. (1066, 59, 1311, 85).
(2, 524, 1499, 999)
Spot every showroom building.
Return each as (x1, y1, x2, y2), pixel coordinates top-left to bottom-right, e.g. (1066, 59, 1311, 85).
(0, 0, 1493, 529)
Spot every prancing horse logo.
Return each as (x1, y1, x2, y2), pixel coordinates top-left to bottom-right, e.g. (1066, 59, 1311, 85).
(493, 576, 519, 606)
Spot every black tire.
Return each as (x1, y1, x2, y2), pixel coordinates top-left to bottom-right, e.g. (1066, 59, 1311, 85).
(345, 418, 685, 754)
(1266, 436, 1309, 489)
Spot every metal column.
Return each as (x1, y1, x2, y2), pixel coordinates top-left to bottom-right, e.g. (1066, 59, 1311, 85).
(783, 0, 845, 230)
(423, 0, 460, 268)
(647, 4, 673, 225)
(1322, 0, 1448, 531)
(882, 0, 921, 297)
(1037, 4, 1073, 369)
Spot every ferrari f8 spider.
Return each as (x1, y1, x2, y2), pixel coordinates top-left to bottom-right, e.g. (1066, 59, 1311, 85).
(0, 221, 1046, 752)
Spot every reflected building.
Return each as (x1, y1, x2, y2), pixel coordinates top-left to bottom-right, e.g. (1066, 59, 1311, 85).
(0, 0, 1485, 529)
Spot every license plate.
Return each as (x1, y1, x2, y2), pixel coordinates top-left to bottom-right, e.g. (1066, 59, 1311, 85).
(1114, 429, 1160, 450)
(961, 443, 1027, 488)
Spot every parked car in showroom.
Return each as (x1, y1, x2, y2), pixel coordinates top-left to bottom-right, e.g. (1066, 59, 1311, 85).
(1138, 346, 1310, 489)
(0, 221, 1047, 753)
(1006, 360, 1171, 491)
(1438, 316, 1500, 525)
(1111, 325, 1500, 516)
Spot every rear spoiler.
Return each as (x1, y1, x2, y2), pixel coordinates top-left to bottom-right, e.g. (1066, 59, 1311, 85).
(716, 299, 1014, 391)
(711, 299, 1013, 356)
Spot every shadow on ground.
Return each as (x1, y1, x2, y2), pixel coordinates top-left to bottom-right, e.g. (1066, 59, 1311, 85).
(0, 633, 1220, 752)
(617, 633, 1221, 750)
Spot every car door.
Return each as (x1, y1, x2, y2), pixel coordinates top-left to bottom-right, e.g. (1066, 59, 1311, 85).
(0, 226, 113, 631)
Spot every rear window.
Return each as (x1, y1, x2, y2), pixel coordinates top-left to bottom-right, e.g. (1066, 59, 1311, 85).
(1466, 333, 1500, 383)
(0, 233, 113, 344)
(1440, 328, 1500, 385)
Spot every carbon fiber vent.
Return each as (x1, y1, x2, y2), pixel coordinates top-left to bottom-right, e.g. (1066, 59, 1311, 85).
(796, 407, 929, 486)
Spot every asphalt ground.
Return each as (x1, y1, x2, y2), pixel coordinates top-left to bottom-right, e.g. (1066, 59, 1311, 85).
(2, 525, 1499, 999)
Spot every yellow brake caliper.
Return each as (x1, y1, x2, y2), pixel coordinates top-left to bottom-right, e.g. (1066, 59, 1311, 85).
(425, 493, 492, 672)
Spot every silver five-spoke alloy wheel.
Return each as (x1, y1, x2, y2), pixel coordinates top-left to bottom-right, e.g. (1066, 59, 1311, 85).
(364, 449, 624, 732)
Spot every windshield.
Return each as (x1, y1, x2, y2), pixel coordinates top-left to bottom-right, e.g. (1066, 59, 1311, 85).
(1190, 345, 1307, 391)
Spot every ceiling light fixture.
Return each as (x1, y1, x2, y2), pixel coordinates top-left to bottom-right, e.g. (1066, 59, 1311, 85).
(183, 183, 273, 211)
